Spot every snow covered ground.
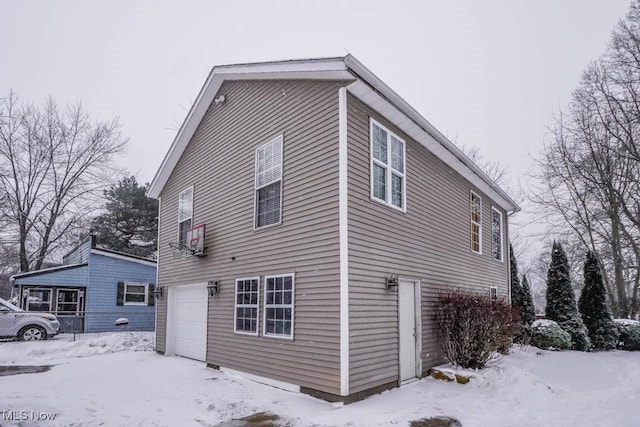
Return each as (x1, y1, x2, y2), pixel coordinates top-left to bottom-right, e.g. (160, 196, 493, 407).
(1, 333, 640, 426)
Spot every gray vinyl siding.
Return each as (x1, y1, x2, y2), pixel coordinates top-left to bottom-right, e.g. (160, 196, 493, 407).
(157, 80, 349, 395)
(346, 93, 510, 394)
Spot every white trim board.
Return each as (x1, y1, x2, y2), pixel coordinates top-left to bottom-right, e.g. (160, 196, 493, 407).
(146, 55, 520, 215)
(147, 59, 353, 199)
(90, 248, 157, 267)
(338, 86, 350, 396)
(220, 367, 300, 393)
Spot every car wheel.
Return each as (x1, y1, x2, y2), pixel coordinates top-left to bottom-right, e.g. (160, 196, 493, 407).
(19, 325, 46, 341)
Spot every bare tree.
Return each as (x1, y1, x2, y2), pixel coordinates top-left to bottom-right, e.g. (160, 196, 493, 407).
(454, 143, 510, 188)
(0, 92, 127, 271)
(529, 2, 640, 318)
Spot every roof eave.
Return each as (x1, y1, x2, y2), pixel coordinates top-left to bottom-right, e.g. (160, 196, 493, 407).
(147, 57, 354, 199)
(344, 55, 520, 214)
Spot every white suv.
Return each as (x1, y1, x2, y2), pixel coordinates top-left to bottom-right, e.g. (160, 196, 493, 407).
(0, 297, 60, 341)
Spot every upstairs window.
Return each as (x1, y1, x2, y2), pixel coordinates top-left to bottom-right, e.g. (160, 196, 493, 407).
(370, 119, 406, 211)
(178, 187, 193, 245)
(255, 136, 283, 228)
(470, 191, 482, 254)
(492, 207, 504, 261)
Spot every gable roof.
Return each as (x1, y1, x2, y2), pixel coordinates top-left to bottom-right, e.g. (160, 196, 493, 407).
(147, 55, 520, 213)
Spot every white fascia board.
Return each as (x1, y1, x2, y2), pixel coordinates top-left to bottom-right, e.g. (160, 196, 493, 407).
(344, 55, 520, 214)
(91, 248, 157, 267)
(147, 58, 353, 199)
(10, 263, 87, 280)
(345, 79, 519, 213)
(213, 56, 348, 75)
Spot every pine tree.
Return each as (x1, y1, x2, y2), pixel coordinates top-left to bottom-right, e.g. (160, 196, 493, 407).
(578, 251, 619, 350)
(509, 244, 524, 320)
(520, 274, 537, 325)
(545, 241, 591, 351)
(90, 176, 158, 258)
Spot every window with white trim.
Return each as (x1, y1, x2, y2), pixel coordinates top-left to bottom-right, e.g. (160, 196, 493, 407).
(491, 207, 504, 261)
(25, 288, 52, 312)
(124, 282, 149, 306)
(490, 286, 498, 301)
(470, 191, 482, 254)
(370, 119, 406, 210)
(263, 274, 294, 338)
(255, 136, 283, 228)
(234, 278, 259, 335)
(178, 187, 193, 245)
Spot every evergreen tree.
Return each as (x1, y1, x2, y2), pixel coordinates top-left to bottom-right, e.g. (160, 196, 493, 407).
(578, 251, 619, 350)
(509, 244, 525, 321)
(545, 241, 591, 350)
(90, 176, 158, 258)
(520, 274, 537, 326)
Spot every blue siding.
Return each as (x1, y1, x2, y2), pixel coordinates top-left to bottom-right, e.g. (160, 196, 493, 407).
(62, 239, 92, 265)
(84, 253, 157, 333)
(13, 265, 88, 286)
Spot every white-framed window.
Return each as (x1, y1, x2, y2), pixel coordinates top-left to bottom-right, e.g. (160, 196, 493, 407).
(470, 191, 482, 254)
(490, 286, 498, 301)
(25, 288, 52, 312)
(370, 119, 406, 211)
(178, 187, 193, 245)
(234, 277, 260, 335)
(124, 282, 149, 306)
(491, 207, 504, 261)
(254, 135, 283, 229)
(263, 274, 294, 339)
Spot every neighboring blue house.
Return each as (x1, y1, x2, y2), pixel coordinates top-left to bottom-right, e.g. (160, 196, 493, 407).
(11, 236, 157, 333)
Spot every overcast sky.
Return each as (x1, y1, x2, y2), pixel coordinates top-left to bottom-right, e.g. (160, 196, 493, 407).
(0, 0, 632, 265)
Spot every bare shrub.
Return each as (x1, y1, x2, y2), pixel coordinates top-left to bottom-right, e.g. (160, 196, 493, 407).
(433, 290, 521, 369)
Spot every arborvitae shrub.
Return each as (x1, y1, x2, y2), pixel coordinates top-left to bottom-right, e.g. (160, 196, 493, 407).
(545, 241, 591, 351)
(530, 319, 572, 350)
(578, 251, 619, 350)
(615, 320, 640, 351)
(520, 275, 537, 325)
(510, 244, 524, 319)
(433, 290, 521, 369)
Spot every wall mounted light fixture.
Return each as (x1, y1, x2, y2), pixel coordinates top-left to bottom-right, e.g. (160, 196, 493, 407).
(153, 286, 164, 300)
(386, 274, 399, 293)
(207, 280, 220, 297)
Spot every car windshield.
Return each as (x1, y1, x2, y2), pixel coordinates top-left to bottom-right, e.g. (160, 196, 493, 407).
(0, 297, 23, 312)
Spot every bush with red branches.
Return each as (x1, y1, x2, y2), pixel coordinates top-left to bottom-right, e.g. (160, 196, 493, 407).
(433, 290, 521, 369)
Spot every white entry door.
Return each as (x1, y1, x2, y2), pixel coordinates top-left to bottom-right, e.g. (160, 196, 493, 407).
(398, 280, 420, 382)
(170, 284, 208, 362)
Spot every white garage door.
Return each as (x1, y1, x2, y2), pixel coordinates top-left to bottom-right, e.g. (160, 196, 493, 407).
(172, 284, 208, 362)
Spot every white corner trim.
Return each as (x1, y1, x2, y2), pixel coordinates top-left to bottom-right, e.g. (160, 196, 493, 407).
(338, 86, 350, 396)
(154, 196, 161, 353)
(220, 367, 300, 393)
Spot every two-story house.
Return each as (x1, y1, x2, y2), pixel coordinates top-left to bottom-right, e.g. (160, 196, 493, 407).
(147, 55, 520, 403)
